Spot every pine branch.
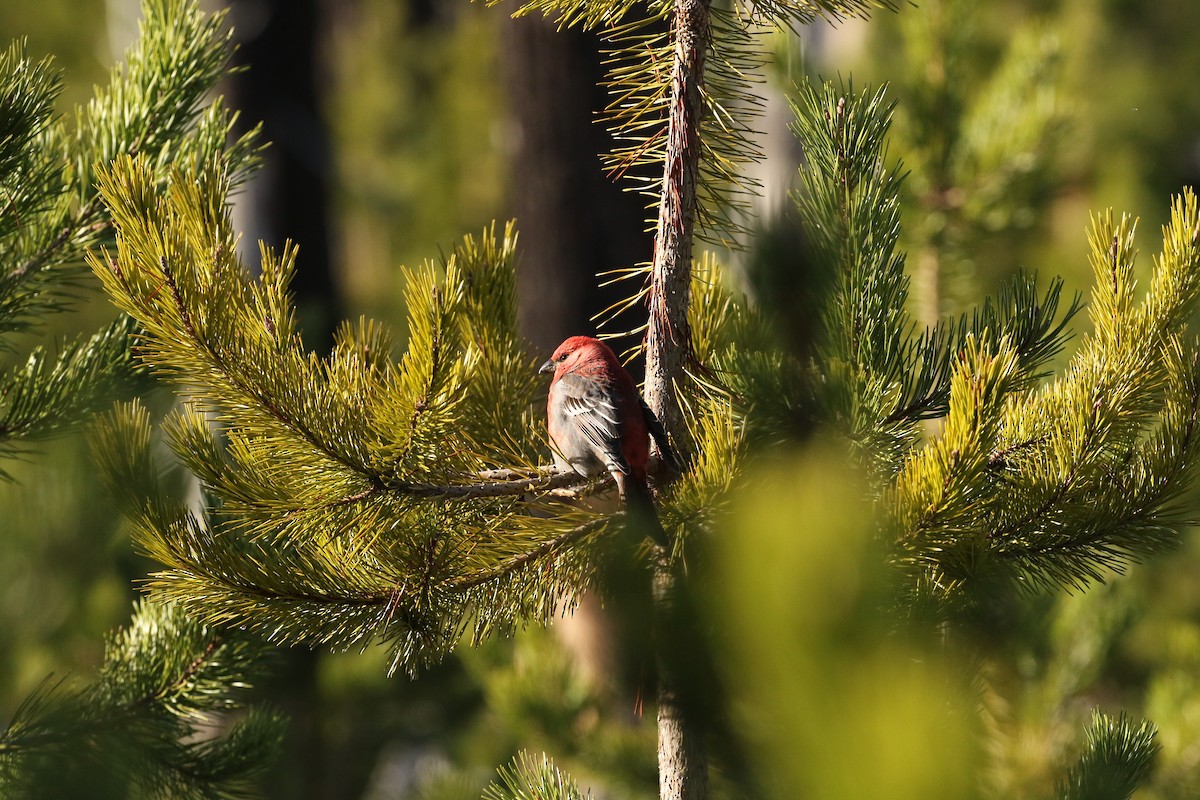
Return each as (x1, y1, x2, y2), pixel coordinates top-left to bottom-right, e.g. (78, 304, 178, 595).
(992, 336, 1200, 589)
(88, 160, 627, 675)
(1056, 711, 1157, 800)
(0, 0, 261, 486)
(91, 390, 611, 675)
(0, 600, 282, 799)
(789, 79, 919, 472)
(0, 41, 72, 338)
(483, 751, 593, 800)
(788, 78, 1200, 603)
(0, 41, 63, 297)
(987, 196, 1200, 567)
(888, 273, 1082, 424)
(889, 196, 1200, 599)
(0, 314, 144, 473)
(789, 81, 1079, 472)
(1, 0, 261, 333)
(890, 334, 1020, 576)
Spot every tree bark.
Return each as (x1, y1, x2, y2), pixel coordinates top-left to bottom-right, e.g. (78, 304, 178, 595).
(644, 0, 711, 797)
(643, 0, 707, 438)
(654, 556, 708, 800)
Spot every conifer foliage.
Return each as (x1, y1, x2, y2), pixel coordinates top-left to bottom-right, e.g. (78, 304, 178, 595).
(89, 161, 609, 675)
(13, 0, 1200, 796)
(0, 0, 259, 468)
(0, 0, 280, 795)
(484, 751, 593, 800)
(0, 601, 282, 799)
(781, 79, 1200, 606)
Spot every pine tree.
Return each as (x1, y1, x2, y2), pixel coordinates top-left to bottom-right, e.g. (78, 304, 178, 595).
(72, 1, 1200, 800)
(0, 1, 282, 795)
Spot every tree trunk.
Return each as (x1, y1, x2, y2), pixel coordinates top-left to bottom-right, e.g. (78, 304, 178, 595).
(644, 0, 711, 797)
(643, 0, 707, 438)
(225, 0, 342, 348)
(654, 557, 708, 800)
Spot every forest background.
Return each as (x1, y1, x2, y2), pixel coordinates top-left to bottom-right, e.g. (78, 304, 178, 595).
(5, 0, 1200, 798)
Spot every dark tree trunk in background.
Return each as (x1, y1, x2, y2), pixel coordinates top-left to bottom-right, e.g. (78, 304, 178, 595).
(501, 14, 654, 356)
(226, 0, 343, 349)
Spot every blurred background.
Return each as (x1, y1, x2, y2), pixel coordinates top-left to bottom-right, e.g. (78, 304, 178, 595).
(4, 0, 1200, 797)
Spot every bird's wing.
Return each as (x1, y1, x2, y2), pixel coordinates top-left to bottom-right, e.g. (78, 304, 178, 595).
(556, 373, 631, 475)
(639, 396, 680, 471)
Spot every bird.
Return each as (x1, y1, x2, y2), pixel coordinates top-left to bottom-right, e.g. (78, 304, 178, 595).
(540, 335, 677, 546)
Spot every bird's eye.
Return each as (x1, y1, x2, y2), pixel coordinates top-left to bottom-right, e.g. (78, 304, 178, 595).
(558, 352, 569, 362)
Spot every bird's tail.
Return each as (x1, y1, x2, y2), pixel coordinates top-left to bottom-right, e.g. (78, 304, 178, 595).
(619, 473, 671, 550)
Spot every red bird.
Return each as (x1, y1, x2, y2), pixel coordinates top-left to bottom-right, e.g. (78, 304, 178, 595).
(540, 336, 676, 543)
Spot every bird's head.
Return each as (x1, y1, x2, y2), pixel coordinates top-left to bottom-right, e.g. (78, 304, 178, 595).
(539, 335, 616, 378)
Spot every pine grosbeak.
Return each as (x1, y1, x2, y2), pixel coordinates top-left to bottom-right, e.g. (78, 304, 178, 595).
(540, 336, 676, 544)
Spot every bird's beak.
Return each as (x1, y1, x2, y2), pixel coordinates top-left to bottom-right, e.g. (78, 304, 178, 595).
(538, 358, 556, 375)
